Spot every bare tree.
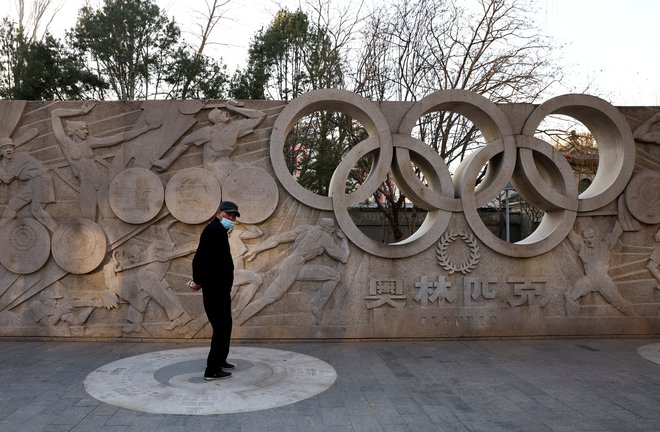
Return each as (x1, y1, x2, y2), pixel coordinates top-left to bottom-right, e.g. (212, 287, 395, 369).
(353, 0, 559, 119)
(351, 8, 390, 100)
(343, 0, 561, 241)
(164, 0, 232, 99)
(14, 0, 64, 41)
(303, 0, 366, 89)
(190, 0, 232, 55)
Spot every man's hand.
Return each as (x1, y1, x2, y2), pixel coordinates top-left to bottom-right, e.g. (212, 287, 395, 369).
(187, 280, 201, 291)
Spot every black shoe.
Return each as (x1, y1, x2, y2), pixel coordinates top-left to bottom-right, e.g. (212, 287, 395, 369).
(204, 370, 231, 380)
(221, 361, 235, 369)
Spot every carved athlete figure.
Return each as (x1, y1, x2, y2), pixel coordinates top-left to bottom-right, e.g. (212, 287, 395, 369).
(152, 100, 266, 183)
(238, 218, 349, 325)
(565, 220, 636, 316)
(0, 137, 57, 232)
(51, 101, 160, 219)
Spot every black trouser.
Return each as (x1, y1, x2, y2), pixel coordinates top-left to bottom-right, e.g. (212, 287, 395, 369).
(202, 287, 232, 373)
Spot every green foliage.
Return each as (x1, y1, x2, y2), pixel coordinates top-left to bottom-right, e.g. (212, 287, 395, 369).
(285, 111, 368, 196)
(164, 45, 228, 99)
(231, 8, 352, 199)
(0, 18, 104, 100)
(231, 9, 342, 100)
(66, 0, 227, 100)
(0, 0, 559, 242)
(68, 0, 181, 100)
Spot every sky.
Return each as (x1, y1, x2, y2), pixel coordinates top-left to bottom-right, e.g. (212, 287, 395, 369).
(538, 0, 660, 106)
(8, 0, 660, 106)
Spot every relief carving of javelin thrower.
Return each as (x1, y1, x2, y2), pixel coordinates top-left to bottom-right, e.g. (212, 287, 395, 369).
(51, 101, 160, 220)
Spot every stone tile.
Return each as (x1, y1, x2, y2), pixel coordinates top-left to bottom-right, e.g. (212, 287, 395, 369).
(0, 340, 659, 432)
(320, 406, 351, 426)
(41, 426, 76, 432)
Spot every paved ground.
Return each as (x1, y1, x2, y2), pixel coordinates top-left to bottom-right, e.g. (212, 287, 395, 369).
(1, 338, 659, 432)
(83, 346, 338, 415)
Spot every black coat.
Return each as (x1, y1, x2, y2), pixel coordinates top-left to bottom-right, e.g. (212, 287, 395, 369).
(192, 217, 234, 290)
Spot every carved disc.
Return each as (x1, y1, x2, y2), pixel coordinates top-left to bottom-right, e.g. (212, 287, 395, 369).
(0, 218, 50, 274)
(221, 166, 279, 224)
(51, 219, 107, 274)
(165, 167, 222, 224)
(109, 168, 164, 224)
(625, 171, 660, 224)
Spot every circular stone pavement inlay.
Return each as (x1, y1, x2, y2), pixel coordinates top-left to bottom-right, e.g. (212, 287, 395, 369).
(638, 343, 660, 366)
(84, 346, 337, 415)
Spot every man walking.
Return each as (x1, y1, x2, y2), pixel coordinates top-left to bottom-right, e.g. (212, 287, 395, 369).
(190, 201, 240, 380)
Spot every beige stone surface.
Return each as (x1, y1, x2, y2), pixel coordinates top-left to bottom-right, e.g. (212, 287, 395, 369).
(221, 166, 279, 224)
(0, 95, 657, 340)
(164, 167, 221, 224)
(0, 218, 50, 274)
(51, 218, 107, 274)
(109, 168, 164, 224)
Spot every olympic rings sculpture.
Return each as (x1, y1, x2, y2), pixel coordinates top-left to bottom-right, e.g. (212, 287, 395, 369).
(270, 89, 636, 258)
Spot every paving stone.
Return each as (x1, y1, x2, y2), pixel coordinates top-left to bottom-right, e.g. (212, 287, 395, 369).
(0, 339, 659, 432)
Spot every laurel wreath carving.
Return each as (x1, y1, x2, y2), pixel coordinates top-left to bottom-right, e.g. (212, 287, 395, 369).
(436, 230, 480, 274)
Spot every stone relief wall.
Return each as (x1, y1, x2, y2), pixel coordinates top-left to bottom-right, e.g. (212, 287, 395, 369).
(0, 91, 658, 340)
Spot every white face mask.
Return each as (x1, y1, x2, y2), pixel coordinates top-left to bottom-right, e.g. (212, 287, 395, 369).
(220, 217, 235, 231)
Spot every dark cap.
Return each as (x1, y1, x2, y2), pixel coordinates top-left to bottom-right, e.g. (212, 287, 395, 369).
(219, 201, 240, 217)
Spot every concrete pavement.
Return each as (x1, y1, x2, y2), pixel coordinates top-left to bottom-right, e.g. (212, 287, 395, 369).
(1, 338, 659, 432)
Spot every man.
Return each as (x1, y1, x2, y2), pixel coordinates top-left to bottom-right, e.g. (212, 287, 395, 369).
(565, 220, 636, 316)
(152, 100, 266, 183)
(239, 218, 350, 325)
(190, 201, 240, 380)
(103, 240, 192, 334)
(0, 137, 57, 232)
(647, 228, 660, 290)
(228, 222, 264, 318)
(51, 100, 160, 219)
